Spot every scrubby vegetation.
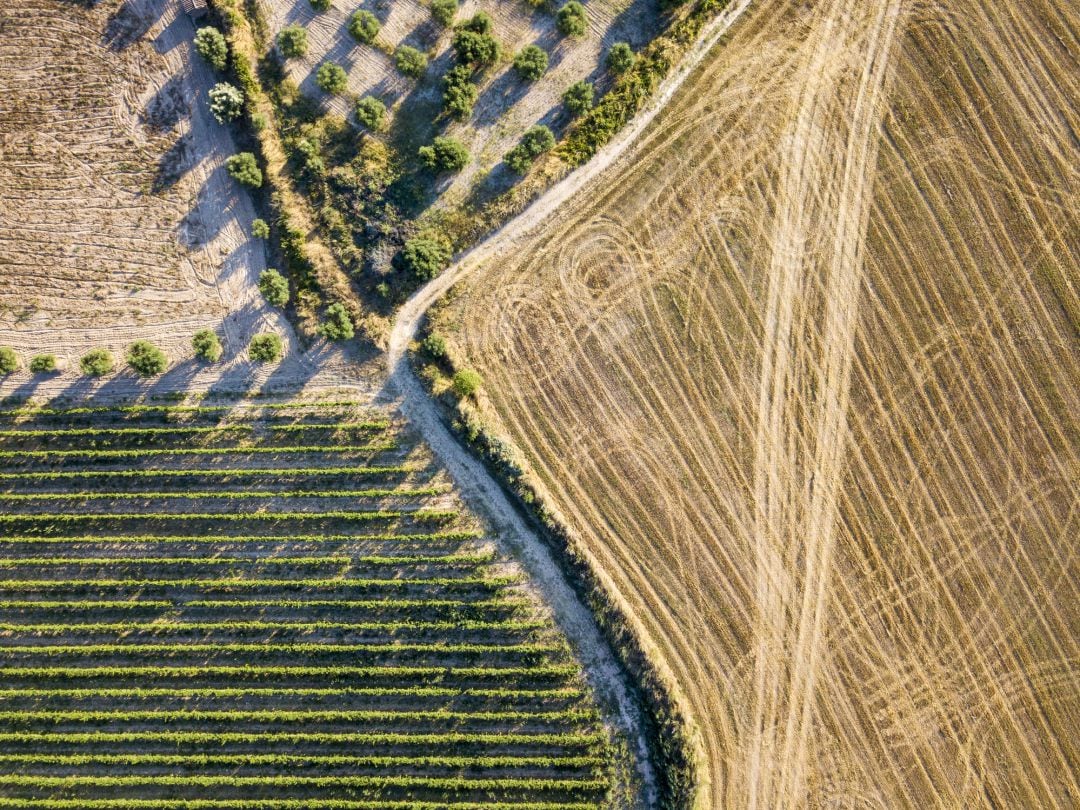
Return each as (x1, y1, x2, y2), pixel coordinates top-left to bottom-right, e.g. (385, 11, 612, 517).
(194, 27, 229, 71)
(315, 62, 348, 95)
(399, 237, 451, 282)
(556, 2, 588, 37)
(79, 349, 113, 378)
(431, 0, 458, 26)
(258, 269, 290, 308)
(249, 333, 283, 362)
(208, 82, 245, 124)
(563, 80, 594, 115)
(606, 42, 636, 74)
(251, 218, 270, 239)
(319, 302, 355, 341)
(192, 330, 223, 363)
(348, 10, 380, 44)
(225, 152, 262, 188)
(514, 45, 549, 81)
(126, 341, 168, 378)
(355, 96, 386, 131)
(504, 125, 555, 173)
(395, 46, 428, 79)
(276, 25, 308, 59)
(442, 65, 479, 119)
(419, 137, 470, 174)
(0, 349, 18, 376)
(28, 355, 57, 374)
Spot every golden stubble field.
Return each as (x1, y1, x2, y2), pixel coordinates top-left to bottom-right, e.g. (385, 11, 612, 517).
(442, 0, 1080, 806)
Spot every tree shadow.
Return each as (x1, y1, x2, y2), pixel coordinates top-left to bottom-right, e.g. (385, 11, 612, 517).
(152, 133, 194, 194)
(141, 75, 190, 134)
(102, 0, 159, 51)
(177, 166, 231, 249)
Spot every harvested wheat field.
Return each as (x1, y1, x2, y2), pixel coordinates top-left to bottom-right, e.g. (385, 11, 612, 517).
(441, 0, 1080, 806)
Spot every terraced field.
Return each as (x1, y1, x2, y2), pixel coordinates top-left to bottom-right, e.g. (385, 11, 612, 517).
(0, 402, 614, 808)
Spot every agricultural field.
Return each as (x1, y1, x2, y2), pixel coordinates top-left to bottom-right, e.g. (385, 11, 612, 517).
(0, 0, 359, 396)
(0, 401, 616, 807)
(439, 0, 1080, 807)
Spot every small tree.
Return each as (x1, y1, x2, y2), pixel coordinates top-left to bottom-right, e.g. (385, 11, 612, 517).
(452, 368, 482, 398)
(316, 62, 348, 94)
(192, 329, 223, 362)
(226, 152, 262, 188)
(442, 66, 478, 119)
(556, 2, 587, 37)
(29, 354, 57, 374)
(348, 10, 380, 44)
(0, 347, 18, 374)
(319, 302, 355, 341)
(80, 348, 114, 377)
(251, 218, 270, 238)
(459, 12, 492, 34)
(395, 46, 428, 79)
(400, 236, 450, 281)
(431, 0, 457, 26)
(355, 96, 387, 131)
(310, 0, 332, 11)
(277, 25, 308, 58)
(421, 333, 447, 360)
(513, 45, 548, 80)
(249, 333, 283, 362)
(504, 125, 555, 173)
(418, 136, 469, 174)
(563, 80, 594, 115)
(127, 340, 168, 377)
(208, 82, 245, 124)
(452, 29, 499, 67)
(194, 27, 228, 71)
(258, 268, 290, 307)
(606, 42, 635, 74)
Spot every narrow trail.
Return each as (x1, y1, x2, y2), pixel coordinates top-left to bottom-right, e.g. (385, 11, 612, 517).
(385, 2, 754, 804)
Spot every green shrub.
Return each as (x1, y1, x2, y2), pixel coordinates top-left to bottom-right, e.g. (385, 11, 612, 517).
(452, 29, 499, 66)
(192, 330, 223, 362)
(459, 11, 492, 34)
(258, 268, 290, 307)
(606, 42, 635, 74)
(504, 125, 554, 173)
(126, 340, 168, 377)
(556, 2, 587, 37)
(249, 333, 283, 362)
(442, 66, 478, 119)
(309, 0, 332, 11)
(452, 368, 482, 398)
(0, 347, 18, 375)
(421, 334, 448, 359)
(277, 25, 308, 58)
(194, 27, 228, 71)
(348, 10, 380, 44)
(513, 45, 548, 80)
(355, 96, 387, 131)
(563, 80, 594, 115)
(251, 218, 270, 238)
(400, 236, 450, 281)
(395, 46, 428, 79)
(208, 82, 245, 124)
(80, 349, 114, 377)
(418, 136, 469, 174)
(226, 152, 262, 187)
(29, 354, 57, 374)
(316, 62, 348, 94)
(431, 0, 457, 26)
(319, 303, 355, 341)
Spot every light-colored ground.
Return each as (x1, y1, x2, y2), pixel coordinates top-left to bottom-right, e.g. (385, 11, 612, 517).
(259, 0, 663, 207)
(0, 0, 367, 401)
(441, 0, 1080, 807)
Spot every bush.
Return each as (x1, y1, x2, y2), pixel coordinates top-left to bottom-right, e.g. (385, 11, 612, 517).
(316, 62, 348, 94)
(0, 347, 18, 374)
(29, 354, 57, 374)
(452, 29, 499, 67)
(126, 340, 168, 377)
(251, 218, 270, 238)
(606, 42, 635, 74)
(513, 45, 548, 80)
(431, 0, 457, 26)
(418, 136, 469, 174)
(459, 11, 492, 34)
(442, 66, 478, 119)
(355, 96, 387, 131)
(504, 125, 555, 173)
(226, 152, 262, 187)
(310, 0, 332, 10)
(194, 27, 228, 71)
(348, 10, 380, 44)
(563, 80, 594, 115)
(319, 302, 355, 341)
(421, 334, 447, 359)
(208, 82, 245, 124)
(277, 25, 308, 58)
(80, 348, 114, 377)
(249, 333, 283, 362)
(192, 329, 223, 362)
(556, 2, 587, 37)
(400, 236, 450, 281)
(395, 46, 428, 79)
(452, 368, 482, 398)
(258, 268, 290, 307)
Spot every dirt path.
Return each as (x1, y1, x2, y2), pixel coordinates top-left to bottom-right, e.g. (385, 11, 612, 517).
(385, 1, 753, 804)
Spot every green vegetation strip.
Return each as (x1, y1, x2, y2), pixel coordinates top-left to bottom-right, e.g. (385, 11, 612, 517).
(0, 554, 490, 567)
(0, 753, 602, 769)
(0, 488, 443, 500)
(0, 443, 395, 459)
(0, 708, 593, 724)
(0, 575, 517, 591)
(0, 618, 542, 634)
(2, 664, 577, 681)
(0, 801, 596, 810)
(0, 686, 577, 700)
(0, 402, 369, 417)
(0, 466, 416, 480)
(0, 423, 388, 439)
(0, 642, 557, 656)
(0, 730, 602, 747)
(0, 531, 482, 545)
(0, 510, 456, 523)
(0, 596, 519, 610)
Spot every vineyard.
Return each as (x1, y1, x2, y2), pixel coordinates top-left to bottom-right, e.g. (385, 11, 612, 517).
(0, 401, 614, 808)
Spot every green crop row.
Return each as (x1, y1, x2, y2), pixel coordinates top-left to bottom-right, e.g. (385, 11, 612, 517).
(0, 553, 491, 567)
(0, 774, 605, 791)
(0, 685, 578, 701)
(0, 401, 369, 418)
(0, 575, 518, 592)
(0, 509, 458, 523)
(0, 800, 596, 810)
(0, 618, 544, 635)
(0, 443, 395, 459)
(0, 707, 597, 725)
(0, 641, 559, 657)
(0, 753, 602, 769)
(0, 466, 417, 480)
(0, 488, 443, 501)
(0, 531, 483, 545)
(2, 664, 578, 682)
(0, 596, 523, 611)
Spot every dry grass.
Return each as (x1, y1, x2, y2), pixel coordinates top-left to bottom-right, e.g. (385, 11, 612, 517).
(441, 0, 1080, 806)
